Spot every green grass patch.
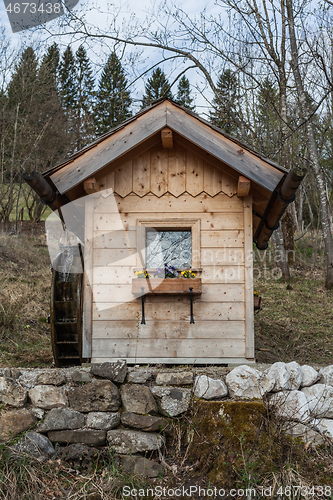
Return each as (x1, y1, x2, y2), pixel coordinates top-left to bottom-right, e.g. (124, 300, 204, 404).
(1, 184, 52, 221)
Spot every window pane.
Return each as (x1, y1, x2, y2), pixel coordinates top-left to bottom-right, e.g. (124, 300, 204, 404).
(146, 230, 191, 268)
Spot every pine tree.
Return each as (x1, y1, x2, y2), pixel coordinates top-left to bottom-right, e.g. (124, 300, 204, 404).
(41, 43, 59, 86)
(6, 47, 40, 168)
(59, 45, 77, 111)
(141, 67, 173, 108)
(37, 44, 69, 168)
(2, 48, 40, 221)
(175, 75, 195, 111)
(94, 52, 132, 135)
(38, 43, 60, 108)
(209, 69, 239, 135)
(74, 45, 95, 149)
(255, 77, 280, 156)
(58, 45, 77, 146)
(7, 47, 39, 113)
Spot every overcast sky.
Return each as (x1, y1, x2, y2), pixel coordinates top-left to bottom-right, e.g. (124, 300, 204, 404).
(0, 0, 223, 114)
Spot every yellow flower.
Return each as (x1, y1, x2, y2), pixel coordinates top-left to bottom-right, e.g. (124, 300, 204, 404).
(181, 270, 196, 278)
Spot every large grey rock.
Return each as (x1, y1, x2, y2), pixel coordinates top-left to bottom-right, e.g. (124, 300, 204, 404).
(127, 370, 153, 384)
(317, 418, 333, 439)
(29, 385, 68, 409)
(194, 375, 228, 400)
(267, 362, 302, 392)
(37, 408, 85, 432)
(269, 390, 310, 423)
(120, 385, 158, 415)
(11, 368, 22, 379)
(283, 422, 325, 446)
(151, 386, 191, 417)
(0, 377, 27, 407)
(10, 368, 22, 379)
(17, 371, 39, 389)
(121, 455, 163, 478)
(155, 372, 194, 386)
(48, 429, 106, 446)
(86, 412, 120, 430)
(0, 368, 21, 379)
(107, 430, 164, 454)
(10, 431, 56, 460)
(121, 412, 168, 432)
(319, 366, 333, 386)
(35, 371, 66, 386)
(301, 384, 333, 418)
(300, 365, 320, 388)
(68, 381, 121, 412)
(226, 366, 274, 400)
(91, 360, 127, 384)
(0, 409, 36, 442)
(71, 371, 92, 384)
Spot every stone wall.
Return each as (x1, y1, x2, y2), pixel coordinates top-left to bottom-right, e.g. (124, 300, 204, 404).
(1, 361, 333, 475)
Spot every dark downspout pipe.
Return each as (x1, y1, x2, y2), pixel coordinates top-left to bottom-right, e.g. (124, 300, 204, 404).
(22, 171, 84, 241)
(255, 169, 305, 250)
(22, 171, 65, 209)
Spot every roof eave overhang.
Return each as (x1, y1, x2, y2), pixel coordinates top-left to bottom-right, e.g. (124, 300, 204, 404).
(47, 100, 285, 196)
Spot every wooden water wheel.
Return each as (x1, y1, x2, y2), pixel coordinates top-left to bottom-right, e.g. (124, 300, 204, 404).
(50, 246, 84, 367)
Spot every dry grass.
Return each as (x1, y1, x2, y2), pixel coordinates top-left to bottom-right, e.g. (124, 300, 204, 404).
(0, 229, 53, 367)
(0, 447, 151, 500)
(254, 232, 333, 365)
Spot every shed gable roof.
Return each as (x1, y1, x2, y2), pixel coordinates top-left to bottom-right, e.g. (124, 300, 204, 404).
(45, 99, 286, 196)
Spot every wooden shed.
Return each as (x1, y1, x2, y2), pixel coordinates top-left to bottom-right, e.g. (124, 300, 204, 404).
(24, 99, 303, 366)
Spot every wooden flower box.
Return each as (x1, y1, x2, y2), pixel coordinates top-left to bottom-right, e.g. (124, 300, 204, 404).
(254, 296, 261, 311)
(132, 277, 202, 295)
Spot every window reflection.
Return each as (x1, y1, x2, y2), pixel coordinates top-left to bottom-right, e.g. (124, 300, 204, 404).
(146, 230, 191, 268)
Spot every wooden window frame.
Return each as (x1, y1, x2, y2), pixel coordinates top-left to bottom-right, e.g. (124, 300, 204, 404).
(136, 218, 201, 270)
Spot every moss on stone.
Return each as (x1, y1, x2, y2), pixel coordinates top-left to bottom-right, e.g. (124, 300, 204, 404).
(187, 400, 314, 489)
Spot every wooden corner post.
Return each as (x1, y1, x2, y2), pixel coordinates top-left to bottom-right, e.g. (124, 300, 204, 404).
(244, 195, 255, 360)
(82, 196, 94, 358)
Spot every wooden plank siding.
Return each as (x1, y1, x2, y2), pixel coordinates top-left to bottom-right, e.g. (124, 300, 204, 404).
(94, 212, 244, 231)
(150, 146, 168, 196)
(92, 338, 246, 359)
(93, 301, 245, 322)
(85, 140, 253, 363)
(94, 193, 243, 214)
(97, 144, 238, 199)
